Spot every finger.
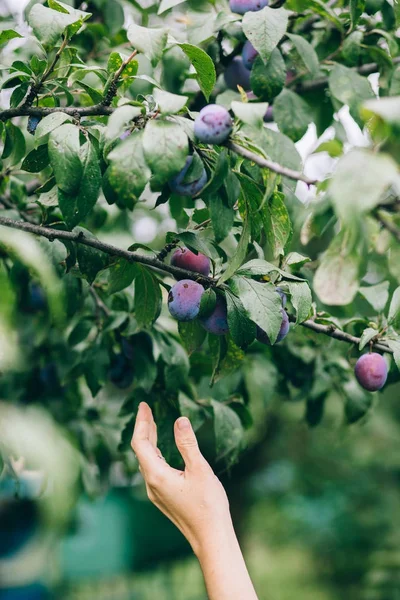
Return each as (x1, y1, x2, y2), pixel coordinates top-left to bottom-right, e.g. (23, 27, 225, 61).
(149, 420, 157, 449)
(131, 403, 161, 472)
(174, 417, 205, 471)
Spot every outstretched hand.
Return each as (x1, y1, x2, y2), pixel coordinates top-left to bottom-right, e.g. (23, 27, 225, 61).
(131, 402, 230, 556)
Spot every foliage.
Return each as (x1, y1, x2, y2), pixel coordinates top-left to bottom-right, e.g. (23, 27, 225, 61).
(0, 0, 399, 492)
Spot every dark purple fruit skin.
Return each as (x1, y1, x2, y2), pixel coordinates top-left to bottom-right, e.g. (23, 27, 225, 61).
(169, 156, 208, 197)
(109, 353, 134, 389)
(224, 57, 251, 91)
(27, 116, 41, 135)
(194, 105, 233, 145)
(276, 287, 287, 308)
(200, 296, 229, 335)
(242, 41, 259, 70)
(264, 106, 273, 122)
(256, 310, 290, 345)
(229, 0, 269, 14)
(355, 353, 388, 392)
(171, 247, 211, 277)
(168, 280, 205, 322)
(28, 283, 47, 312)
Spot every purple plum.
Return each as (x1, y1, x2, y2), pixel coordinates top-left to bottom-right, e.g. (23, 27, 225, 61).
(200, 295, 229, 335)
(224, 57, 251, 91)
(171, 247, 211, 277)
(168, 280, 205, 322)
(229, 0, 269, 14)
(27, 116, 41, 135)
(355, 353, 388, 392)
(242, 41, 259, 70)
(276, 287, 287, 307)
(194, 104, 233, 145)
(256, 310, 290, 345)
(169, 156, 208, 197)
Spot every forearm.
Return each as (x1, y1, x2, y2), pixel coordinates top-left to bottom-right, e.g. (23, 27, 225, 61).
(195, 518, 259, 600)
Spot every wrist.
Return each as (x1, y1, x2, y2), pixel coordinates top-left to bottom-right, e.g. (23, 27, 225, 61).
(192, 514, 238, 560)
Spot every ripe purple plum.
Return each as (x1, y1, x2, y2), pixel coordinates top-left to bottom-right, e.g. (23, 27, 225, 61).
(168, 280, 205, 322)
(224, 57, 251, 91)
(194, 104, 233, 145)
(169, 156, 208, 197)
(276, 287, 287, 307)
(229, 0, 269, 13)
(242, 41, 259, 70)
(200, 296, 229, 336)
(256, 310, 290, 345)
(355, 353, 388, 392)
(171, 247, 211, 277)
(27, 116, 41, 135)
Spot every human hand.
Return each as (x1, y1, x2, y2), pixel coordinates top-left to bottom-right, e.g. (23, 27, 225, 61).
(131, 402, 232, 556)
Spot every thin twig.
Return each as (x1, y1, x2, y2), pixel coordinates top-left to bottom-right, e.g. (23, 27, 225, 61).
(102, 49, 138, 107)
(227, 141, 317, 185)
(89, 286, 111, 317)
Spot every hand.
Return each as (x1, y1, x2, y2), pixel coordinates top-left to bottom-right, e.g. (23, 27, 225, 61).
(131, 402, 231, 556)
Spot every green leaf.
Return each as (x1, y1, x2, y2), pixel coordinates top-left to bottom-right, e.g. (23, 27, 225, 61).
(329, 150, 398, 226)
(273, 89, 313, 141)
(35, 112, 72, 145)
(127, 22, 168, 67)
(359, 281, 390, 312)
(199, 288, 217, 318)
(48, 124, 83, 194)
(219, 215, 251, 284)
(229, 277, 283, 344)
(343, 380, 373, 424)
(314, 229, 362, 306)
(134, 267, 162, 327)
(237, 258, 305, 281)
(209, 192, 234, 243)
(225, 289, 256, 348)
(0, 30, 23, 46)
(178, 44, 216, 101)
(231, 101, 268, 128)
(388, 286, 400, 328)
(212, 399, 244, 466)
(250, 50, 286, 103)
(107, 131, 151, 206)
(142, 120, 188, 189)
(76, 234, 110, 284)
(314, 139, 343, 158)
(359, 327, 378, 351)
(178, 321, 207, 355)
(58, 140, 101, 228)
(153, 88, 188, 114)
(242, 7, 289, 63)
(21, 144, 49, 173)
(287, 33, 319, 76)
(158, 0, 186, 14)
(264, 192, 291, 258)
(362, 96, 400, 127)
(329, 64, 374, 123)
(387, 340, 400, 371)
(285, 281, 312, 323)
(105, 105, 142, 141)
(350, 0, 366, 29)
(108, 259, 140, 294)
(28, 2, 90, 47)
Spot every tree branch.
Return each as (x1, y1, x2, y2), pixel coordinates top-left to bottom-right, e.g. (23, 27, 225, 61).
(298, 318, 393, 355)
(101, 49, 138, 107)
(0, 104, 114, 122)
(227, 141, 317, 185)
(0, 215, 394, 354)
(0, 216, 213, 285)
(375, 209, 400, 242)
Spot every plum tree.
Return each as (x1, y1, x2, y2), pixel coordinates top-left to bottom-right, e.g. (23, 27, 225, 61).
(224, 57, 251, 91)
(355, 353, 388, 392)
(242, 41, 259, 70)
(171, 247, 211, 277)
(200, 296, 229, 335)
(256, 310, 290, 345)
(169, 156, 207, 197)
(168, 280, 205, 321)
(229, 0, 269, 14)
(194, 105, 233, 145)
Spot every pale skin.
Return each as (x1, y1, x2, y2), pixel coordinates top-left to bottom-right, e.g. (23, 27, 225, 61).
(131, 402, 259, 600)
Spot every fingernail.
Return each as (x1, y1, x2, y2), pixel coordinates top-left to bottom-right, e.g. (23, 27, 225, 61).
(177, 417, 190, 430)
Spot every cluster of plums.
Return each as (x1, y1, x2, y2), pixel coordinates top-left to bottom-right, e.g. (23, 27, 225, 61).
(167, 246, 289, 344)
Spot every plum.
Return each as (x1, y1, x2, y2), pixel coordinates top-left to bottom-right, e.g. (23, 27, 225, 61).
(229, 0, 268, 14)
(168, 280, 205, 322)
(200, 295, 229, 335)
(28, 283, 46, 312)
(169, 156, 207, 197)
(355, 353, 388, 392)
(256, 310, 290, 345)
(194, 104, 233, 145)
(27, 116, 41, 135)
(224, 57, 251, 91)
(242, 41, 259, 70)
(276, 287, 287, 307)
(171, 247, 211, 277)
(109, 353, 134, 389)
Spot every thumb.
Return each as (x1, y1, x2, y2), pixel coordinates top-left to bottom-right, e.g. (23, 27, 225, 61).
(174, 417, 205, 471)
